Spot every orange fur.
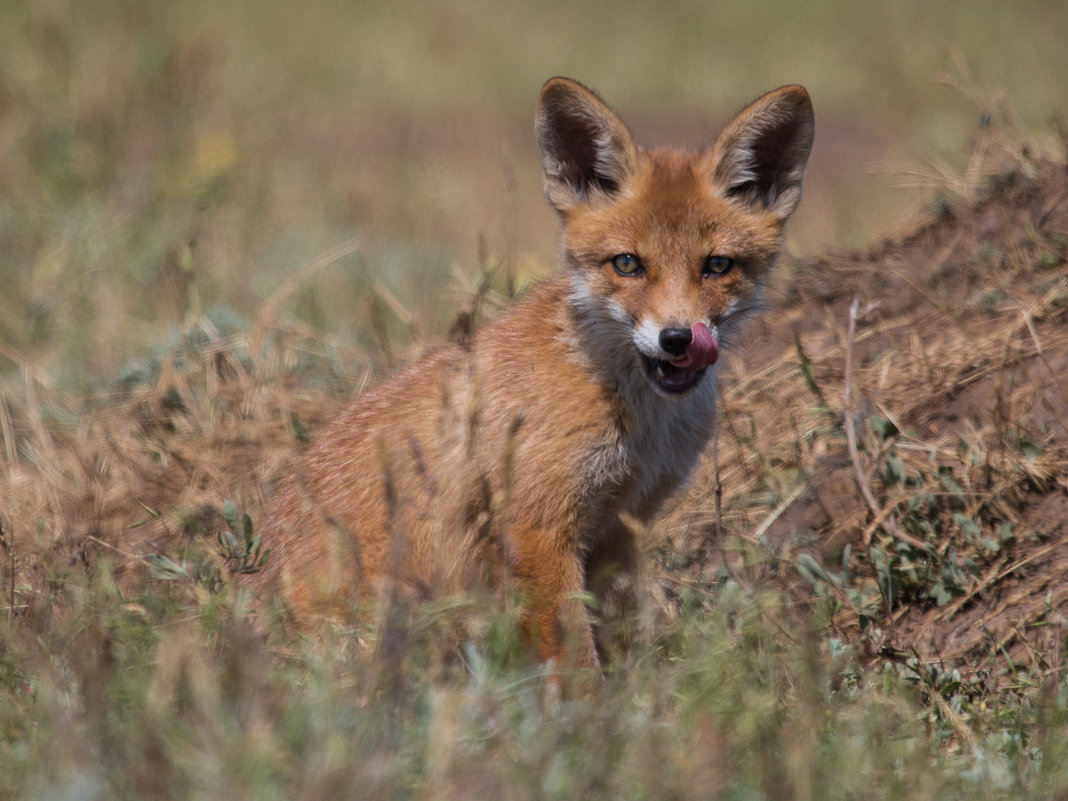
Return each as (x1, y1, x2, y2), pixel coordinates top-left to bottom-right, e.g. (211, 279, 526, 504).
(252, 77, 814, 668)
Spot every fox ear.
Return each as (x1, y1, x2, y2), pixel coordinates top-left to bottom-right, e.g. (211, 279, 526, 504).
(536, 77, 638, 213)
(708, 85, 814, 220)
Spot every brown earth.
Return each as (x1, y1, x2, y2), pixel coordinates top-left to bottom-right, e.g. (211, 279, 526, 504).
(2, 154, 1067, 678)
(668, 155, 1068, 672)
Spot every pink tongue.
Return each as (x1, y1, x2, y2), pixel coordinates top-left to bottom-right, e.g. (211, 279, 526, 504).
(669, 322, 719, 370)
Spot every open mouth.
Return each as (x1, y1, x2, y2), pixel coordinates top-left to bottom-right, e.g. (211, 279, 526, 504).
(642, 356, 706, 394)
(638, 321, 719, 396)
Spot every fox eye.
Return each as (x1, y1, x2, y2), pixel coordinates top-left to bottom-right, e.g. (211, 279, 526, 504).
(610, 253, 643, 276)
(702, 255, 735, 277)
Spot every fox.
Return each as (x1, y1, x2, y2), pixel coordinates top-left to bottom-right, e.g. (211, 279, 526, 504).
(252, 77, 814, 669)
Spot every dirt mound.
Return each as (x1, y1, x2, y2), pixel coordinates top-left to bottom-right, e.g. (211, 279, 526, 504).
(668, 156, 1068, 670)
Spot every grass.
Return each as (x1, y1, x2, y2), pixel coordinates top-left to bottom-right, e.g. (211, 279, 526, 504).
(3, 1, 1068, 798)
(5, 555, 1066, 800)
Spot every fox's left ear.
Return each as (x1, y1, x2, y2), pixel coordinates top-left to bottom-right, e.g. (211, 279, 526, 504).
(708, 85, 814, 220)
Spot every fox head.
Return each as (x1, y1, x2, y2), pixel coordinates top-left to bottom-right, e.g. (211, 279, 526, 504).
(535, 77, 813, 399)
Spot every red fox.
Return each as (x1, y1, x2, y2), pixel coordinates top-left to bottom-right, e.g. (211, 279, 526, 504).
(254, 77, 814, 668)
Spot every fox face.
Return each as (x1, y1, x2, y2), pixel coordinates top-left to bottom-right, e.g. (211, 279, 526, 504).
(536, 78, 813, 400)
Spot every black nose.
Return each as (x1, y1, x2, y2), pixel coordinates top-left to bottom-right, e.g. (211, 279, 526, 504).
(659, 327, 692, 357)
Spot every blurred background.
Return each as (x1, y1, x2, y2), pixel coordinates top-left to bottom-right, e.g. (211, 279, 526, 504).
(0, 0, 1065, 387)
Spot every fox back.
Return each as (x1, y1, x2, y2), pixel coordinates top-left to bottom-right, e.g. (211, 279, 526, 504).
(253, 78, 814, 668)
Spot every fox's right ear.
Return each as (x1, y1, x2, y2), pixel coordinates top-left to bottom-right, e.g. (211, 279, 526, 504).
(535, 77, 638, 214)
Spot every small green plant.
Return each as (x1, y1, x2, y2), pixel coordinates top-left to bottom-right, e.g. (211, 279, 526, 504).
(859, 415, 1029, 610)
(146, 500, 268, 597)
(218, 499, 269, 576)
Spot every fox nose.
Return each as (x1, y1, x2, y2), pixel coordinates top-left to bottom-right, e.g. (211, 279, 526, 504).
(658, 327, 692, 357)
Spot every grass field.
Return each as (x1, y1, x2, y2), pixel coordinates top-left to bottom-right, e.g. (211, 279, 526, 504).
(2, 1, 1068, 798)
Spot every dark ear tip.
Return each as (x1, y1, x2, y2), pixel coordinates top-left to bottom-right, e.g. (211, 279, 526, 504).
(540, 76, 583, 94)
(779, 84, 811, 101)
(538, 77, 592, 110)
(775, 85, 815, 119)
